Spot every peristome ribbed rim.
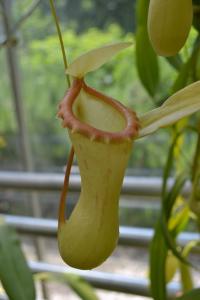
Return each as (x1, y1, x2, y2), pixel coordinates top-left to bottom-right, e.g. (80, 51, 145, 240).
(58, 79, 140, 143)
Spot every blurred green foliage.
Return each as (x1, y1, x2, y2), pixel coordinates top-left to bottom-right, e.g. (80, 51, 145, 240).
(13, 0, 136, 34)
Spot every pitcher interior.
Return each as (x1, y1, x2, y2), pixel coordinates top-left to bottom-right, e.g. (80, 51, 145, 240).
(72, 89, 126, 133)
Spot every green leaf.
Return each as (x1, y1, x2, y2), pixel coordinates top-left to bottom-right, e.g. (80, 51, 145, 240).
(35, 272, 99, 300)
(180, 240, 199, 291)
(168, 203, 190, 234)
(150, 137, 186, 300)
(172, 61, 191, 93)
(136, 27, 159, 97)
(163, 173, 187, 219)
(139, 81, 200, 137)
(180, 263, 194, 293)
(66, 42, 132, 78)
(150, 221, 168, 300)
(161, 213, 194, 269)
(135, 0, 159, 96)
(172, 34, 200, 93)
(165, 251, 179, 283)
(162, 132, 182, 198)
(176, 288, 200, 300)
(0, 220, 35, 300)
(160, 173, 193, 268)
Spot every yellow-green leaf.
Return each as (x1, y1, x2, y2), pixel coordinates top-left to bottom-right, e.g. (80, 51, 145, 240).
(139, 81, 200, 137)
(168, 197, 189, 232)
(165, 251, 178, 283)
(180, 263, 194, 293)
(66, 42, 132, 78)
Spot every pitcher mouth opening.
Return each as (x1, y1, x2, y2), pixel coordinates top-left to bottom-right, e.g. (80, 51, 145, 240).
(58, 78, 140, 143)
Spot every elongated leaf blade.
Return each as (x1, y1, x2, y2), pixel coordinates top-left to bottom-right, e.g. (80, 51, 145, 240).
(161, 133, 181, 198)
(150, 221, 168, 300)
(0, 221, 35, 300)
(168, 204, 189, 234)
(160, 174, 194, 268)
(135, 0, 159, 96)
(139, 81, 200, 137)
(136, 27, 159, 96)
(172, 60, 191, 93)
(163, 173, 187, 218)
(180, 263, 194, 293)
(66, 42, 132, 78)
(165, 251, 178, 283)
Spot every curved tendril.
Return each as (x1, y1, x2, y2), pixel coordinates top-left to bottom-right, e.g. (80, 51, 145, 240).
(58, 147, 74, 226)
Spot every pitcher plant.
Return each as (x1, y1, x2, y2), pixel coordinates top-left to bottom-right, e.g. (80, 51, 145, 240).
(56, 42, 200, 270)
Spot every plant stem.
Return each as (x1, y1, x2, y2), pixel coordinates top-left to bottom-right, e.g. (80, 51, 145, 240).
(49, 0, 71, 87)
(49, 0, 74, 224)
